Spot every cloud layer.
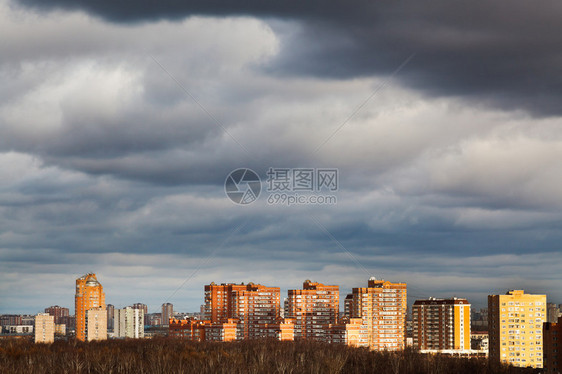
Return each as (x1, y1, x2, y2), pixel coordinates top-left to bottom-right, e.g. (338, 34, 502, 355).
(1, 0, 562, 314)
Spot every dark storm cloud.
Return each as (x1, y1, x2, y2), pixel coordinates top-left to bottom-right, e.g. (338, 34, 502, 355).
(13, 0, 562, 116)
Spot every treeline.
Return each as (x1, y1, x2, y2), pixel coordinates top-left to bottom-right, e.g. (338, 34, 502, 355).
(0, 338, 539, 374)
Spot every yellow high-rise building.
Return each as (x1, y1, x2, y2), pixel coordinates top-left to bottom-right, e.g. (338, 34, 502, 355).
(488, 290, 547, 368)
(75, 273, 106, 341)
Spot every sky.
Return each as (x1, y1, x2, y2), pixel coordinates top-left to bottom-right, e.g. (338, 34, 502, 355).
(1, 0, 562, 314)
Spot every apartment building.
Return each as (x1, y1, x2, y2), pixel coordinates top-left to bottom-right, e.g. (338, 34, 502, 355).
(169, 318, 209, 341)
(75, 273, 106, 341)
(44, 306, 69, 325)
(285, 280, 339, 341)
(85, 307, 107, 341)
(543, 316, 562, 373)
(34, 313, 54, 343)
(114, 307, 144, 339)
(488, 290, 547, 368)
(346, 278, 407, 351)
(325, 318, 369, 347)
(205, 319, 238, 342)
(204, 282, 281, 339)
(412, 297, 470, 351)
(161, 303, 173, 327)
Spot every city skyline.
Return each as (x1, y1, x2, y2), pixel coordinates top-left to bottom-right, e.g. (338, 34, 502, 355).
(2, 0, 562, 316)
(2, 272, 559, 317)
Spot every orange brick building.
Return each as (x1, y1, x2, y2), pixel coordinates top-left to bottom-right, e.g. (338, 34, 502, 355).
(285, 280, 339, 341)
(75, 273, 106, 341)
(206, 319, 239, 342)
(204, 282, 281, 339)
(325, 318, 369, 347)
(345, 278, 407, 351)
(263, 319, 296, 341)
(169, 318, 209, 341)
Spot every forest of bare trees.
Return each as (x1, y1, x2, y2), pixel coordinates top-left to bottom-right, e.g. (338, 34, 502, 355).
(0, 338, 539, 374)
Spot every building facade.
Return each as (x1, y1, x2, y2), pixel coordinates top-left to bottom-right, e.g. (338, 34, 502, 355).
(85, 307, 107, 341)
(488, 290, 547, 368)
(114, 307, 144, 339)
(44, 306, 69, 325)
(204, 282, 281, 339)
(161, 303, 173, 327)
(131, 303, 149, 325)
(285, 280, 339, 341)
(75, 273, 106, 341)
(106, 304, 115, 331)
(346, 278, 407, 351)
(325, 318, 369, 347)
(543, 316, 562, 373)
(34, 314, 54, 343)
(169, 318, 209, 341)
(412, 297, 470, 351)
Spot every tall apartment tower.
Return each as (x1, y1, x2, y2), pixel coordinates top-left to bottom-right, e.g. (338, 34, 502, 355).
(286, 280, 339, 341)
(34, 313, 55, 343)
(488, 290, 547, 368)
(346, 278, 407, 351)
(162, 303, 174, 326)
(44, 306, 69, 325)
(204, 282, 281, 339)
(115, 307, 144, 338)
(412, 297, 470, 351)
(75, 273, 106, 341)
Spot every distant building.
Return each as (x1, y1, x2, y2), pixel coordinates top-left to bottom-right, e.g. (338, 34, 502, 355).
(106, 304, 115, 331)
(3, 325, 33, 334)
(412, 297, 470, 351)
(75, 273, 106, 341)
(488, 290, 546, 368)
(543, 316, 562, 374)
(44, 306, 69, 325)
(34, 313, 54, 343)
(21, 315, 35, 325)
(146, 313, 162, 326)
(285, 280, 339, 341)
(114, 307, 144, 339)
(55, 324, 66, 336)
(161, 303, 173, 327)
(59, 315, 75, 331)
(471, 308, 488, 330)
(471, 331, 489, 352)
(86, 307, 107, 341)
(345, 278, 407, 351)
(0, 315, 22, 327)
(547, 303, 561, 324)
(131, 303, 149, 325)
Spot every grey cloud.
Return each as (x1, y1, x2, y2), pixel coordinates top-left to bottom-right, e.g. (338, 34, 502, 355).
(11, 0, 562, 116)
